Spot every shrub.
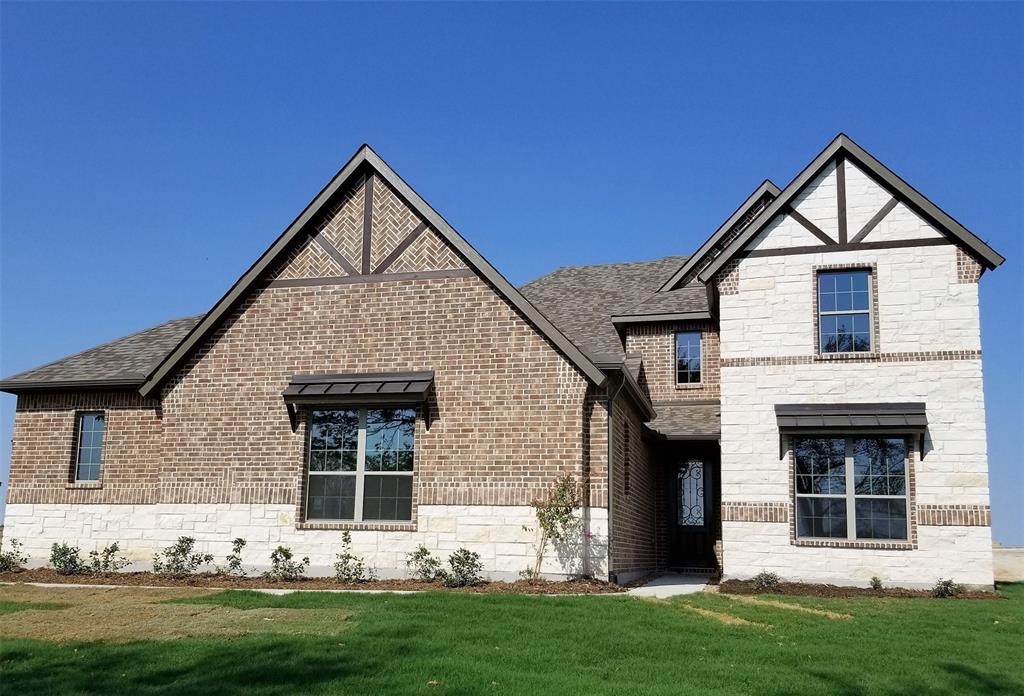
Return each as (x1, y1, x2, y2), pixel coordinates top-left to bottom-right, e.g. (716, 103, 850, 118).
(152, 537, 214, 578)
(218, 538, 247, 576)
(0, 539, 29, 572)
(751, 571, 781, 592)
(406, 545, 443, 582)
(50, 542, 88, 575)
(524, 475, 582, 578)
(442, 548, 483, 588)
(870, 576, 884, 592)
(263, 546, 309, 582)
(334, 531, 373, 583)
(932, 578, 964, 598)
(89, 542, 130, 573)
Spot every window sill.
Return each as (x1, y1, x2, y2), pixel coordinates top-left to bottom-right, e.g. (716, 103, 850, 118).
(674, 383, 705, 390)
(65, 482, 103, 490)
(814, 352, 880, 362)
(296, 521, 416, 532)
(793, 538, 914, 551)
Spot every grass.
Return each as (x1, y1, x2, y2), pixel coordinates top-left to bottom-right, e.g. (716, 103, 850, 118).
(1, 583, 1021, 695)
(0, 600, 66, 616)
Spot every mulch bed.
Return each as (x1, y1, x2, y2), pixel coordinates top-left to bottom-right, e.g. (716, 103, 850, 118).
(0, 568, 624, 594)
(719, 579, 1000, 600)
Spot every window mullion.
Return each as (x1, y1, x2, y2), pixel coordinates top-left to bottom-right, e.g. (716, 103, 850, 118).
(845, 438, 856, 540)
(354, 409, 367, 522)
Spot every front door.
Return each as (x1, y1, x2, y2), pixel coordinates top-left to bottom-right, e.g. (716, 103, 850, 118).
(669, 459, 715, 568)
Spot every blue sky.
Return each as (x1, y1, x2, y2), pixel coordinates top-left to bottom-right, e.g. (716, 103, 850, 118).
(1, 2, 1021, 543)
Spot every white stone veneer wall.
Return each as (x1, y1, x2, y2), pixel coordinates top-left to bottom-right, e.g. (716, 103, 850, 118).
(717, 163, 994, 589)
(3, 503, 608, 581)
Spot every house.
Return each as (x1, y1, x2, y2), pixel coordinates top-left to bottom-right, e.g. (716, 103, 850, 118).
(0, 134, 1003, 588)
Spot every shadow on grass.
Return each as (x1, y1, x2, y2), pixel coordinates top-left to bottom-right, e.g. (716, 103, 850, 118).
(2, 635, 364, 696)
(805, 662, 1023, 696)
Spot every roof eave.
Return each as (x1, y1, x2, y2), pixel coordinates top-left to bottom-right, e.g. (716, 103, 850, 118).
(611, 310, 712, 325)
(0, 378, 145, 394)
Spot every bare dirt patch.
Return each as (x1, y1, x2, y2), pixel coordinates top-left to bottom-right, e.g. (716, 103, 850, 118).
(0, 585, 352, 643)
(672, 601, 769, 628)
(723, 593, 852, 620)
(0, 568, 623, 594)
(719, 579, 999, 599)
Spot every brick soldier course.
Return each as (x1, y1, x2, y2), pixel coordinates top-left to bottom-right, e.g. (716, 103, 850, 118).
(1, 135, 1005, 588)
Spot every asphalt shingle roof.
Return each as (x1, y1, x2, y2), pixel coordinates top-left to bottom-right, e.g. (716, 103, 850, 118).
(519, 255, 707, 360)
(646, 402, 721, 439)
(0, 315, 202, 390)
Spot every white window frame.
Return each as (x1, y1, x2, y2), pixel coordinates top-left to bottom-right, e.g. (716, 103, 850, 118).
(817, 269, 874, 355)
(794, 436, 909, 542)
(73, 411, 105, 483)
(305, 407, 415, 523)
(675, 331, 703, 386)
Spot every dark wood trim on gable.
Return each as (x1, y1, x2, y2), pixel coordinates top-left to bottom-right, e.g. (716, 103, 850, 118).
(835, 157, 848, 244)
(373, 221, 429, 274)
(263, 268, 476, 289)
(313, 234, 359, 276)
(741, 236, 950, 260)
(362, 174, 375, 275)
(785, 207, 836, 246)
(850, 197, 899, 244)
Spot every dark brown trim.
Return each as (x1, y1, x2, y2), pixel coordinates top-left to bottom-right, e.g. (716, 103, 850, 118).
(264, 268, 475, 288)
(372, 221, 428, 274)
(313, 234, 359, 276)
(0, 378, 144, 393)
(742, 236, 950, 259)
(785, 206, 836, 245)
(361, 174, 374, 275)
(611, 310, 712, 325)
(835, 157, 847, 244)
(652, 399, 720, 407)
(850, 196, 899, 243)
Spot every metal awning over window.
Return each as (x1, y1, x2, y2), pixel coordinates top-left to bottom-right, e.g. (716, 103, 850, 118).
(774, 402, 928, 458)
(283, 371, 434, 428)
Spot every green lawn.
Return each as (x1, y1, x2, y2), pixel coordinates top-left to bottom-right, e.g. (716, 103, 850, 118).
(1, 584, 1022, 695)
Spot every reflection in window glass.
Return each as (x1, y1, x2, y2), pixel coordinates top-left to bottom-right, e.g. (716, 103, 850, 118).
(676, 332, 702, 384)
(818, 271, 872, 353)
(75, 412, 105, 482)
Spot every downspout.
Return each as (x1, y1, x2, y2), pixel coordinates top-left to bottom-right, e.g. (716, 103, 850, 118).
(605, 372, 626, 584)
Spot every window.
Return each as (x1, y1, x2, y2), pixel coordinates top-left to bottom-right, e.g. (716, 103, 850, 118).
(74, 412, 105, 482)
(623, 420, 631, 496)
(818, 270, 872, 353)
(306, 408, 415, 522)
(676, 331, 702, 384)
(794, 437, 908, 541)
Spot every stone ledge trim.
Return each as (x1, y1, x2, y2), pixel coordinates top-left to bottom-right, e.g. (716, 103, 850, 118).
(918, 505, 991, 527)
(792, 538, 915, 551)
(722, 502, 789, 523)
(296, 521, 417, 532)
(722, 350, 981, 368)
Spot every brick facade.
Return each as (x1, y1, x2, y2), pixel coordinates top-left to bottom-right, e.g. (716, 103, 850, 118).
(625, 321, 720, 401)
(608, 397, 659, 579)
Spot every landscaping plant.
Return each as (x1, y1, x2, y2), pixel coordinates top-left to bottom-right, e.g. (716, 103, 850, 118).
(0, 539, 29, 572)
(89, 542, 130, 573)
(870, 576, 884, 592)
(263, 546, 310, 582)
(406, 545, 443, 582)
(751, 571, 781, 592)
(932, 578, 964, 598)
(219, 538, 247, 576)
(442, 548, 484, 587)
(334, 531, 373, 582)
(49, 542, 88, 575)
(152, 537, 214, 578)
(524, 474, 582, 579)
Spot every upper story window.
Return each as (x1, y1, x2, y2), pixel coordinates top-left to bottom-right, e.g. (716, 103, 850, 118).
(306, 407, 415, 522)
(794, 437, 908, 541)
(74, 412, 105, 482)
(676, 331, 702, 384)
(818, 270, 872, 354)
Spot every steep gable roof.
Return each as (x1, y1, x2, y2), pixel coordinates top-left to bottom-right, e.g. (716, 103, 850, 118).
(0, 315, 201, 392)
(696, 134, 1005, 284)
(139, 145, 607, 396)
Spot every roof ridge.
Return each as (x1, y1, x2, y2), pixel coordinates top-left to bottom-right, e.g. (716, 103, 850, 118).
(0, 314, 203, 384)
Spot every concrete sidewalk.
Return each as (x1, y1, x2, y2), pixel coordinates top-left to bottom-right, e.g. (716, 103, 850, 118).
(627, 573, 709, 598)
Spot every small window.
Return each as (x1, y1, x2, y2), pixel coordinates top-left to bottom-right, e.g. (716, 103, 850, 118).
(818, 270, 872, 353)
(74, 412, 105, 482)
(675, 331, 702, 384)
(306, 407, 415, 522)
(623, 420, 631, 496)
(794, 437, 908, 541)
